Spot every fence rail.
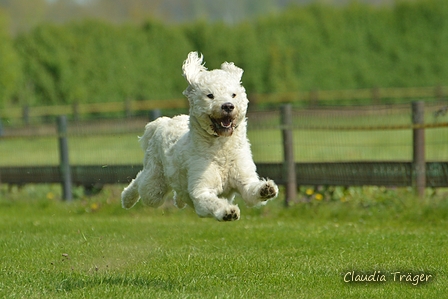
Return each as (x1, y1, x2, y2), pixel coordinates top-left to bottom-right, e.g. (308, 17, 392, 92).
(1, 161, 447, 188)
(1, 86, 447, 125)
(254, 86, 447, 104)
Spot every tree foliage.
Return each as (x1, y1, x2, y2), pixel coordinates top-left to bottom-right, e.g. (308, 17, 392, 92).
(4, 0, 448, 106)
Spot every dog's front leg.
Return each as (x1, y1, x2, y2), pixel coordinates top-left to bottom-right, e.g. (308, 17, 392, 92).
(191, 190, 240, 221)
(236, 177, 279, 207)
(188, 176, 240, 221)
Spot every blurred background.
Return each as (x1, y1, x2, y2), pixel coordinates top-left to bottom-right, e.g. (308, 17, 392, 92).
(0, 0, 447, 198)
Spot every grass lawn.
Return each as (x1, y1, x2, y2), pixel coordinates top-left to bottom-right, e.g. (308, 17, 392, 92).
(1, 185, 447, 298)
(0, 135, 143, 166)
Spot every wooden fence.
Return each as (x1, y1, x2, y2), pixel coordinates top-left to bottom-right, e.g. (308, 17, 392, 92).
(1, 86, 447, 125)
(1, 102, 448, 203)
(2, 161, 447, 189)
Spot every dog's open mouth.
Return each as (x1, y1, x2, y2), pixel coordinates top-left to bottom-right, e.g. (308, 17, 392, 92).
(210, 116, 235, 137)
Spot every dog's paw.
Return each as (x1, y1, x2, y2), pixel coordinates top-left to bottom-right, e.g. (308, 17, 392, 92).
(259, 180, 278, 201)
(220, 205, 240, 222)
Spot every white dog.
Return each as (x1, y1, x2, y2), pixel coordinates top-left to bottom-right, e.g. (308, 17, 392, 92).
(121, 52, 278, 221)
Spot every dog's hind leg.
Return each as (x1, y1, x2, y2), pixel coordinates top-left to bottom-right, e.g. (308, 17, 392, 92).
(121, 170, 142, 209)
(137, 164, 168, 208)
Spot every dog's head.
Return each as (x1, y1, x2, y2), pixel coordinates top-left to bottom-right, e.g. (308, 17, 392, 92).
(182, 52, 248, 137)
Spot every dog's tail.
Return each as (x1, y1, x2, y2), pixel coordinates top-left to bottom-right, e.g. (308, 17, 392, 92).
(121, 171, 142, 209)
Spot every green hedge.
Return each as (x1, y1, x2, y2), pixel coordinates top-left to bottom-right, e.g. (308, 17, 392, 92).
(14, 20, 191, 106)
(0, 11, 22, 108)
(1, 0, 448, 107)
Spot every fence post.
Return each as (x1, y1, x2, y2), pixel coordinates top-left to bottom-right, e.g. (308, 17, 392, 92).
(149, 109, 161, 121)
(281, 104, 297, 206)
(57, 116, 72, 201)
(412, 101, 425, 199)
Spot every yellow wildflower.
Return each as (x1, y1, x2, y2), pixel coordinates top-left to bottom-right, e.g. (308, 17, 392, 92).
(315, 193, 323, 201)
(90, 202, 100, 212)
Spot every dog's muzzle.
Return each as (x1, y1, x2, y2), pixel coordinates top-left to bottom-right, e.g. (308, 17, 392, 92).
(210, 102, 237, 137)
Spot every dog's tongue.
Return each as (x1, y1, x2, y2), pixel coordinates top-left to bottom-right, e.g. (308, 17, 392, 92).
(220, 118, 232, 128)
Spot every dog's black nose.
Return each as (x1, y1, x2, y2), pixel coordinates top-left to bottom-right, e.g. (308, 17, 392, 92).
(221, 102, 235, 113)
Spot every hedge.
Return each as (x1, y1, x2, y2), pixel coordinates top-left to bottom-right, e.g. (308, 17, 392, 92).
(0, 0, 447, 107)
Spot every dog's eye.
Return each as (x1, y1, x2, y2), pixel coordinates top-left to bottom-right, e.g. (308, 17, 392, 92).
(232, 93, 237, 98)
(207, 94, 214, 99)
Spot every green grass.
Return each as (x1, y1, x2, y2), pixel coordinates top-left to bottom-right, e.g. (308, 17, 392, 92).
(0, 134, 143, 166)
(1, 185, 447, 298)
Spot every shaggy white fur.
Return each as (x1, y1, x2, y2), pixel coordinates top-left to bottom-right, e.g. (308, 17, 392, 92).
(121, 51, 278, 221)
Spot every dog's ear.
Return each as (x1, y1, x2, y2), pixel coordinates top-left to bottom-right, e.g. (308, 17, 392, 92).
(183, 51, 207, 85)
(221, 62, 243, 81)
